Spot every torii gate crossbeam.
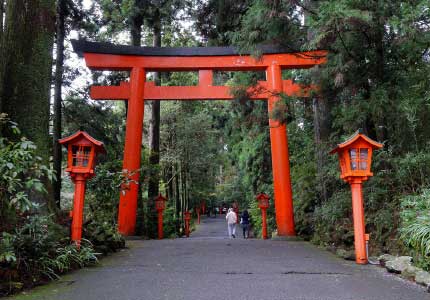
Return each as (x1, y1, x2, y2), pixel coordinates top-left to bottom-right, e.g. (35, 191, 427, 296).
(72, 39, 326, 237)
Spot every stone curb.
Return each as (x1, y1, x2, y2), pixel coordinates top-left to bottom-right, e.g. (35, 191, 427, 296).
(377, 254, 430, 292)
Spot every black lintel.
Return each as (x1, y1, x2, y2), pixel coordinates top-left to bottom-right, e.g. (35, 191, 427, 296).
(71, 39, 292, 57)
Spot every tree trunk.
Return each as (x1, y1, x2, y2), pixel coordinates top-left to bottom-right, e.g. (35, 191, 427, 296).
(183, 166, 187, 229)
(0, 0, 6, 113)
(127, 0, 144, 115)
(0, 0, 4, 47)
(175, 163, 180, 234)
(0, 0, 56, 210)
(312, 97, 331, 202)
(373, 11, 388, 143)
(167, 165, 174, 202)
(53, 0, 66, 209)
(131, 0, 143, 47)
(304, 0, 332, 203)
(148, 13, 161, 201)
(183, 163, 188, 211)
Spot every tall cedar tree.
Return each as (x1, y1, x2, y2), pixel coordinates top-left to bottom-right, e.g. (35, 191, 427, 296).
(53, 0, 67, 208)
(0, 0, 4, 112)
(196, 0, 250, 46)
(53, 0, 88, 208)
(123, 0, 184, 236)
(0, 0, 56, 210)
(147, 10, 161, 205)
(305, 0, 332, 203)
(0, 0, 3, 53)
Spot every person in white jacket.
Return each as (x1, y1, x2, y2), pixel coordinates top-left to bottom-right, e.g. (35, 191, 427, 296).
(226, 208, 237, 238)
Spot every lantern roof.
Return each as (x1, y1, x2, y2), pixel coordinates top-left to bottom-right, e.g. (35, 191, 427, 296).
(155, 194, 167, 202)
(59, 131, 106, 154)
(256, 193, 270, 200)
(330, 130, 383, 154)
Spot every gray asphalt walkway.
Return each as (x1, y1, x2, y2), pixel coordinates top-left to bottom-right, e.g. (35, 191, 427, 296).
(7, 216, 430, 300)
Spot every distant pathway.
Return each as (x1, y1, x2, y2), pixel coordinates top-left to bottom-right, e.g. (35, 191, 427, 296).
(7, 216, 430, 300)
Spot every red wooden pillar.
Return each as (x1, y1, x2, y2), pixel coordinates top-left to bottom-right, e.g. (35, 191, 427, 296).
(184, 211, 191, 237)
(266, 64, 296, 236)
(350, 180, 367, 264)
(261, 208, 268, 239)
(71, 174, 86, 248)
(118, 67, 146, 235)
(234, 207, 239, 224)
(158, 210, 164, 239)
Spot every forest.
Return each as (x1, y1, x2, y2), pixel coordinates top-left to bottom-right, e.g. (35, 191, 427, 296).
(1, 0, 430, 296)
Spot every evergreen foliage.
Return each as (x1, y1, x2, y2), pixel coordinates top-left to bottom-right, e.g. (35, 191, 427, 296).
(400, 189, 430, 269)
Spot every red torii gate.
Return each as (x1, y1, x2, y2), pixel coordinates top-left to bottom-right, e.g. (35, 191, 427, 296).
(72, 40, 326, 237)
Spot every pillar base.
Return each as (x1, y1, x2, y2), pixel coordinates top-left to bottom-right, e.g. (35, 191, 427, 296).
(355, 259, 368, 265)
(271, 232, 303, 241)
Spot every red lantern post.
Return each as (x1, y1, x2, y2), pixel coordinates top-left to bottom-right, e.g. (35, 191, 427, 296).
(201, 201, 206, 215)
(195, 206, 201, 224)
(184, 211, 191, 237)
(59, 131, 106, 249)
(330, 130, 382, 264)
(232, 202, 239, 224)
(155, 194, 167, 239)
(256, 193, 270, 239)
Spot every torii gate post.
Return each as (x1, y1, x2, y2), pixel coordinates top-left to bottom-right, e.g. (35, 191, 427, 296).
(117, 67, 145, 235)
(72, 40, 326, 236)
(267, 64, 295, 236)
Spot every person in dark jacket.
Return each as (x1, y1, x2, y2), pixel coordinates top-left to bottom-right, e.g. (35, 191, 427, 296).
(240, 209, 250, 239)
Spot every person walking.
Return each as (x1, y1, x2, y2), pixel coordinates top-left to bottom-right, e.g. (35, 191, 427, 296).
(241, 209, 250, 239)
(226, 208, 237, 238)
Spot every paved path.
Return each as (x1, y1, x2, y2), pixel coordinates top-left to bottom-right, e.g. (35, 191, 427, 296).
(7, 216, 430, 300)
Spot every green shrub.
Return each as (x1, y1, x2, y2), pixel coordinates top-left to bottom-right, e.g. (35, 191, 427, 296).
(163, 206, 179, 238)
(400, 189, 430, 270)
(86, 162, 124, 224)
(85, 162, 126, 252)
(38, 241, 98, 280)
(312, 190, 353, 247)
(0, 215, 98, 296)
(84, 221, 124, 254)
(0, 116, 54, 228)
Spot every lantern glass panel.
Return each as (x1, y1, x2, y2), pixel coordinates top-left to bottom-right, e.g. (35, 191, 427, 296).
(349, 148, 369, 171)
(349, 148, 358, 170)
(72, 145, 91, 167)
(359, 148, 368, 170)
(155, 200, 165, 210)
(259, 198, 269, 208)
